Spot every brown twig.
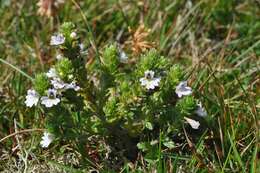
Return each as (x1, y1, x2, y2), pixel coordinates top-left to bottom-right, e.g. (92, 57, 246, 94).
(0, 129, 45, 143)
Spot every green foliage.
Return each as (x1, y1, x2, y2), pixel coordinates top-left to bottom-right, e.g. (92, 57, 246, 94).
(136, 49, 169, 76)
(26, 24, 206, 166)
(60, 22, 76, 36)
(103, 93, 119, 123)
(102, 44, 120, 73)
(33, 73, 50, 95)
(166, 65, 183, 87)
(176, 96, 197, 116)
(2, 0, 258, 171)
(55, 58, 74, 81)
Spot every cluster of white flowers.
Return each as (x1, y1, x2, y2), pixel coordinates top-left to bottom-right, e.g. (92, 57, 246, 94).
(47, 68, 80, 91)
(25, 68, 80, 108)
(140, 70, 161, 90)
(139, 70, 207, 129)
(139, 73, 207, 128)
(27, 31, 85, 149)
(25, 88, 61, 108)
(50, 32, 87, 56)
(174, 81, 207, 129)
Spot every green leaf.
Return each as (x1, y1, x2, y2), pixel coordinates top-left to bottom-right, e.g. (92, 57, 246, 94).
(145, 121, 153, 130)
(163, 140, 175, 149)
(137, 142, 150, 152)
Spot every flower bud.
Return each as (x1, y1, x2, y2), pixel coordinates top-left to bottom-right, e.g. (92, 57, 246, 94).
(60, 22, 75, 36)
(34, 73, 50, 95)
(70, 32, 77, 39)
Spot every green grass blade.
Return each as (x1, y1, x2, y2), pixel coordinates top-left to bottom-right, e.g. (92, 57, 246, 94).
(250, 144, 258, 173)
(0, 58, 33, 81)
(228, 132, 246, 172)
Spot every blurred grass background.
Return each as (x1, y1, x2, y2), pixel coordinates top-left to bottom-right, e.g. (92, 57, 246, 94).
(0, 0, 259, 172)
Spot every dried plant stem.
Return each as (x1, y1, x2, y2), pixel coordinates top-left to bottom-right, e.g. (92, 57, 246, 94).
(0, 129, 45, 143)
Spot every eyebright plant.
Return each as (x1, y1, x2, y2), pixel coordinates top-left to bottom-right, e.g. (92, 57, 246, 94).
(25, 22, 207, 161)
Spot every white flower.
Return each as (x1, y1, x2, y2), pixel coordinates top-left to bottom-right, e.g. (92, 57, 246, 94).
(140, 70, 161, 90)
(46, 68, 58, 79)
(70, 32, 77, 39)
(51, 77, 80, 91)
(51, 78, 66, 89)
(50, 34, 65, 46)
(79, 43, 84, 51)
(65, 81, 80, 91)
(185, 0, 193, 9)
(184, 117, 200, 129)
(40, 132, 54, 148)
(195, 102, 207, 117)
(56, 54, 63, 60)
(25, 89, 40, 107)
(119, 50, 128, 63)
(41, 89, 60, 108)
(79, 43, 88, 55)
(175, 81, 192, 98)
